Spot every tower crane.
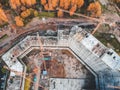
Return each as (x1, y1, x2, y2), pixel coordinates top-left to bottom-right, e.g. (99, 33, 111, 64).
(37, 32, 47, 71)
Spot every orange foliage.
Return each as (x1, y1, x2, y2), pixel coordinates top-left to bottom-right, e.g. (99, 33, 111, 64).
(71, 0, 77, 5)
(21, 0, 26, 5)
(21, 9, 31, 18)
(44, 4, 49, 10)
(15, 16, 24, 26)
(77, 0, 84, 8)
(25, 0, 32, 6)
(59, 0, 64, 8)
(10, 0, 36, 8)
(31, 0, 36, 5)
(0, 8, 8, 22)
(69, 5, 77, 16)
(25, 0, 36, 6)
(64, 0, 71, 9)
(10, 0, 21, 9)
(87, 1, 101, 17)
(41, 0, 84, 17)
(41, 0, 47, 5)
(48, 0, 54, 10)
(43, 0, 54, 10)
(51, 0, 59, 8)
(16, 0, 21, 6)
(57, 9, 64, 17)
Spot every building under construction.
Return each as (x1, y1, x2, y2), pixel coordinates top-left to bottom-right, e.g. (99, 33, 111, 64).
(2, 26, 120, 90)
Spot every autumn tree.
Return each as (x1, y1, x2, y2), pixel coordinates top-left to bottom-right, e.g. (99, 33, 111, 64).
(41, 0, 84, 17)
(51, 0, 59, 8)
(25, 0, 32, 6)
(59, 0, 64, 8)
(71, 0, 77, 5)
(31, 0, 36, 5)
(57, 9, 64, 17)
(0, 8, 8, 22)
(64, 0, 71, 9)
(10, 0, 37, 9)
(21, 9, 31, 18)
(9, 0, 21, 9)
(15, 16, 24, 26)
(77, 0, 84, 8)
(48, 0, 54, 10)
(87, 1, 101, 17)
(41, 0, 47, 5)
(21, 0, 26, 5)
(44, 4, 49, 10)
(69, 5, 77, 16)
(23, 0, 36, 6)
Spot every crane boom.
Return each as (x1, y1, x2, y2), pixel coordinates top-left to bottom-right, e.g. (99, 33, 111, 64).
(37, 32, 47, 70)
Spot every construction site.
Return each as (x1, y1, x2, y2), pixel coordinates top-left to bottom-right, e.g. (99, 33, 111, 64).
(0, 0, 120, 90)
(1, 26, 120, 90)
(21, 49, 96, 90)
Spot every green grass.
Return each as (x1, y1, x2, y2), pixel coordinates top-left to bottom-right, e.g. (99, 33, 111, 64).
(0, 34, 9, 42)
(94, 33, 120, 55)
(24, 11, 55, 25)
(38, 12, 55, 18)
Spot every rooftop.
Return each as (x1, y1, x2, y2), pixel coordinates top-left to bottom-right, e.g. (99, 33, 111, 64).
(101, 49, 120, 70)
(81, 33, 106, 57)
(49, 78, 96, 90)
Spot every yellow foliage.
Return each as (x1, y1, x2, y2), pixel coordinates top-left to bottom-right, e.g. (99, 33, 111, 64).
(15, 16, 24, 26)
(34, 10, 39, 17)
(87, 1, 101, 17)
(0, 8, 8, 22)
(24, 77, 31, 90)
